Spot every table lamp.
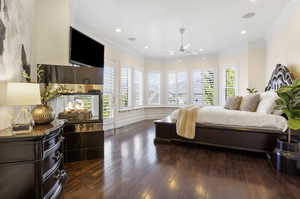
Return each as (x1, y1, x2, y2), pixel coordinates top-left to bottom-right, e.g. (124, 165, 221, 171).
(4, 83, 41, 134)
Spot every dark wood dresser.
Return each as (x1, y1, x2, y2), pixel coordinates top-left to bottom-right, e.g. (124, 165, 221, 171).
(0, 120, 67, 199)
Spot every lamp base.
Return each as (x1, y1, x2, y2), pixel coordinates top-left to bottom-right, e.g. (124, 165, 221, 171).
(12, 106, 34, 135)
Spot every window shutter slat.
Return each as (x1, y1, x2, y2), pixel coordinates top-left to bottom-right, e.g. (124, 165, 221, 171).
(192, 71, 215, 105)
(103, 66, 114, 120)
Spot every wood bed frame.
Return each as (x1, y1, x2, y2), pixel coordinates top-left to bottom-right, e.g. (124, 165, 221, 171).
(154, 64, 295, 153)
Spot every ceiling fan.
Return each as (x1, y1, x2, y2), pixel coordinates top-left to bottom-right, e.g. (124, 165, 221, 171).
(178, 27, 192, 54)
(163, 27, 203, 56)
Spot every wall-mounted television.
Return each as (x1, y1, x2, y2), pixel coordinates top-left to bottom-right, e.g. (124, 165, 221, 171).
(70, 27, 104, 68)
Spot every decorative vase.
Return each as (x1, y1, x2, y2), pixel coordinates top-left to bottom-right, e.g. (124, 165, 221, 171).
(31, 104, 55, 125)
(273, 136, 300, 175)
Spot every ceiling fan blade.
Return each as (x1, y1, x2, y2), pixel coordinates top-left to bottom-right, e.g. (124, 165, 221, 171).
(184, 43, 191, 49)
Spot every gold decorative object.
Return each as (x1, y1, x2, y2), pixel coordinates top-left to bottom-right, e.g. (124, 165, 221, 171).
(31, 104, 55, 125)
(41, 85, 73, 105)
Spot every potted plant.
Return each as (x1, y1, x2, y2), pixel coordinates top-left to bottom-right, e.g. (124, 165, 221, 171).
(273, 79, 300, 174)
(246, 88, 258, 94)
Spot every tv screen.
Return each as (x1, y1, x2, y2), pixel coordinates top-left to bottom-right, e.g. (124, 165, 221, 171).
(70, 27, 104, 68)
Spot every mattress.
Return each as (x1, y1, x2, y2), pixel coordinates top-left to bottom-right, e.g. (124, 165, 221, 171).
(170, 106, 288, 132)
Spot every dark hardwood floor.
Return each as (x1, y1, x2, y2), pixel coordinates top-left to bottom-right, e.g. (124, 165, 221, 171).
(63, 120, 300, 199)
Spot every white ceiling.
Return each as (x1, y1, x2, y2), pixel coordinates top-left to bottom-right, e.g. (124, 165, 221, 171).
(71, 0, 290, 58)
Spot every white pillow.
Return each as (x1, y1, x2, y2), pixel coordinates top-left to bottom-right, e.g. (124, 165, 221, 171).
(256, 91, 278, 114)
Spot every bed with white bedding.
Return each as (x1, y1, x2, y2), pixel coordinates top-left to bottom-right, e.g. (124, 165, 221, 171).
(170, 106, 288, 132)
(154, 64, 293, 153)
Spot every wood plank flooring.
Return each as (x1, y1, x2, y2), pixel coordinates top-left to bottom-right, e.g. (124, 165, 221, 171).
(63, 120, 300, 199)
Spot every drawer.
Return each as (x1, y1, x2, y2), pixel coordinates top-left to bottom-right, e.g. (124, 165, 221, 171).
(42, 162, 67, 199)
(42, 150, 63, 179)
(43, 129, 63, 152)
(43, 136, 64, 159)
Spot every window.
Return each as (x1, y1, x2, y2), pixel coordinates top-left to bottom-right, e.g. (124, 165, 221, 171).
(192, 71, 215, 105)
(103, 66, 114, 120)
(120, 67, 131, 109)
(134, 70, 143, 106)
(147, 72, 160, 105)
(168, 72, 188, 105)
(225, 68, 237, 100)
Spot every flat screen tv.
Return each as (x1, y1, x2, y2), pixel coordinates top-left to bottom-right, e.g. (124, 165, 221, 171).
(70, 27, 104, 68)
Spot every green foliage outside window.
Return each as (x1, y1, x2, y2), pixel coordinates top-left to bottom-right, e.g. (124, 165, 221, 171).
(203, 72, 214, 105)
(225, 68, 236, 99)
(103, 94, 112, 119)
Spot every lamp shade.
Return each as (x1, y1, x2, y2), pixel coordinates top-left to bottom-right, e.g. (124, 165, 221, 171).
(0, 82, 6, 106)
(5, 83, 41, 106)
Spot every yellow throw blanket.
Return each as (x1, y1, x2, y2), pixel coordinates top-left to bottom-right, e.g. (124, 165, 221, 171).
(176, 105, 199, 139)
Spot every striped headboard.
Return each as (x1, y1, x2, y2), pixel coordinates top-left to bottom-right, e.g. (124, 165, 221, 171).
(265, 64, 295, 91)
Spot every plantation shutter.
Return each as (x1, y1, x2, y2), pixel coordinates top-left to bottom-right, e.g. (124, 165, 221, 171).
(192, 71, 215, 105)
(134, 70, 143, 106)
(148, 72, 160, 105)
(103, 66, 114, 120)
(120, 67, 131, 109)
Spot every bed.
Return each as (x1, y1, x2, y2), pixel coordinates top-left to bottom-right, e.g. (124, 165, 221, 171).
(154, 64, 295, 153)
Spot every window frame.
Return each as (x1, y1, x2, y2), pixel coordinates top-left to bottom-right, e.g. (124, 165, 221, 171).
(103, 65, 115, 122)
(134, 69, 144, 107)
(167, 71, 188, 105)
(147, 71, 161, 105)
(191, 70, 216, 105)
(119, 67, 132, 110)
(223, 67, 238, 103)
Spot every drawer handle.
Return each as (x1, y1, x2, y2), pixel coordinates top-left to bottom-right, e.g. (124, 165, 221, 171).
(53, 170, 67, 182)
(43, 136, 65, 158)
(52, 151, 63, 161)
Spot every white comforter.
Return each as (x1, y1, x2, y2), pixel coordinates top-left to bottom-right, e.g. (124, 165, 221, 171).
(170, 106, 288, 132)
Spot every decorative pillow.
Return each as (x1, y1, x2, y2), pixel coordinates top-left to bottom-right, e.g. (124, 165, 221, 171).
(256, 91, 279, 114)
(224, 96, 242, 110)
(240, 94, 260, 112)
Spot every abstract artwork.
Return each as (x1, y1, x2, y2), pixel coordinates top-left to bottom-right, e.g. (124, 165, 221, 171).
(0, 0, 34, 81)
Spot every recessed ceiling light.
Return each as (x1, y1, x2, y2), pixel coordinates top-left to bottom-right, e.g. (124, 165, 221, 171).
(128, 37, 136, 41)
(144, 46, 149, 49)
(115, 28, 122, 33)
(199, 49, 204, 52)
(243, 12, 256, 19)
(241, 30, 247, 35)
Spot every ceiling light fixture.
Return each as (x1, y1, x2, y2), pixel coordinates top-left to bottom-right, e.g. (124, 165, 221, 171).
(144, 46, 149, 49)
(243, 12, 256, 19)
(241, 30, 247, 35)
(128, 37, 136, 41)
(115, 28, 122, 33)
(199, 49, 204, 52)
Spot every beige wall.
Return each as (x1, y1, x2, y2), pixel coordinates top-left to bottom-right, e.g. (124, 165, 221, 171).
(248, 40, 266, 91)
(32, 0, 70, 74)
(218, 41, 266, 104)
(266, 0, 300, 80)
(218, 44, 249, 103)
